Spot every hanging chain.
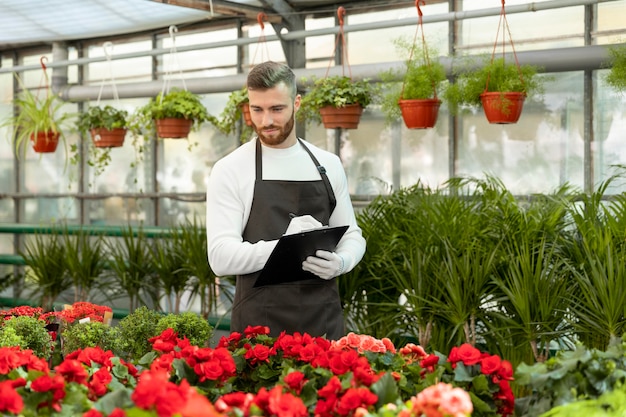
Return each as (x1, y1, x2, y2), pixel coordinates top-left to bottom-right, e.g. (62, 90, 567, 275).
(325, 6, 352, 79)
(401, 0, 437, 100)
(251, 12, 271, 66)
(96, 42, 120, 106)
(485, 0, 524, 92)
(160, 25, 187, 104)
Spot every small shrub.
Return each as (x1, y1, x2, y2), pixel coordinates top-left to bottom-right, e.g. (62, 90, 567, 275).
(0, 326, 25, 348)
(113, 306, 162, 361)
(2, 316, 53, 359)
(61, 321, 117, 356)
(155, 312, 213, 348)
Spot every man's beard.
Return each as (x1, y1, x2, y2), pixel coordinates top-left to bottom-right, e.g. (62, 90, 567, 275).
(254, 109, 295, 147)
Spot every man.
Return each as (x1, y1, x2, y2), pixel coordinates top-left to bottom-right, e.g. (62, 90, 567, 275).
(206, 61, 366, 340)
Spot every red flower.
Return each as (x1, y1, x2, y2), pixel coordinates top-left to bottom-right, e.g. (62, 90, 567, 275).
(497, 359, 514, 381)
(83, 409, 103, 417)
(419, 353, 440, 371)
(214, 392, 255, 414)
(243, 325, 270, 338)
(244, 344, 271, 365)
(0, 380, 24, 414)
(266, 386, 308, 417)
(480, 354, 502, 375)
(337, 387, 378, 416)
(55, 359, 89, 385)
(88, 367, 113, 398)
(109, 408, 127, 417)
(0, 347, 23, 374)
(283, 371, 307, 394)
(149, 328, 180, 353)
(450, 343, 482, 366)
(328, 349, 360, 375)
(68, 346, 113, 368)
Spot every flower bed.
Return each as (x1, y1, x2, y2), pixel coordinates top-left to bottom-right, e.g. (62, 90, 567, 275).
(0, 307, 515, 417)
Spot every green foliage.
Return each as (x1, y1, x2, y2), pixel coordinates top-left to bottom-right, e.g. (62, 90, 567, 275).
(1, 75, 73, 159)
(107, 226, 155, 312)
(113, 306, 163, 361)
(1, 316, 53, 359)
(0, 326, 25, 348)
(443, 57, 544, 114)
(606, 44, 626, 93)
(515, 336, 626, 416)
(151, 233, 189, 314)
(20, 233, 71, 311)
(298, 75, 380, 126)
(61, 321, 117, 356)
(217, 85, 253, 136)
(130, 89, 216, 136)
(155, 312, 213, 347)
(176, 217, 226, 319)
(380, 37, 447, 124)
(76, 105, 129, 132)
(62, 229, 108, 302)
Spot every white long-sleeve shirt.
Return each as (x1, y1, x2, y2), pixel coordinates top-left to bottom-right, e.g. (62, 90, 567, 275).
(206, 138, 366, 277)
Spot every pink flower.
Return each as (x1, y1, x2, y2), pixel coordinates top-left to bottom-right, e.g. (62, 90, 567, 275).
(413, 383, 473, 417)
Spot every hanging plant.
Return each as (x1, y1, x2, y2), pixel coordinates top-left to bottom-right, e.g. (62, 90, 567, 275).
(443, 0, 545, 124)
(297, 7, 380, 129)
(217, 85, 254, 143)
(1, 58, 73, 158)
(380, 2, 446, 129)
(606, 43, 626, 93)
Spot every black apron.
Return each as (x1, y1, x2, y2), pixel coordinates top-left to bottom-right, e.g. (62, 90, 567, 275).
(230, 138, 345, 340)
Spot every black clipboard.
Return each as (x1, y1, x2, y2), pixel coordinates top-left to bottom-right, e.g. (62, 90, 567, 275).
(254, 225, 349, 287)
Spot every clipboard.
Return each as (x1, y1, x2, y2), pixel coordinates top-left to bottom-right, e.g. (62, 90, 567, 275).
(254, 225, 349, 287)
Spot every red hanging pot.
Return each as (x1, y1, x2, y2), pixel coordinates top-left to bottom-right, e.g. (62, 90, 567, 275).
(398, 98, 441, 129)
(90, 127, 127, 148)
(240, 103, 253, 127)
(480, 92, 526, 124)
(155, 117, 193, 139)
(31, 131, 60, 153)
(319, 104, 364, 129)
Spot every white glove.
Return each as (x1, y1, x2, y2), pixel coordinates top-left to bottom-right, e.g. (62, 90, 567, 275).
(302, 250, 344, 280)
(284, 215, 322, 235)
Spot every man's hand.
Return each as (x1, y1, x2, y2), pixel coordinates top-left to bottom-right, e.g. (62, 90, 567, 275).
(302, 250, 344, 280)
(284, 215, 322, 235)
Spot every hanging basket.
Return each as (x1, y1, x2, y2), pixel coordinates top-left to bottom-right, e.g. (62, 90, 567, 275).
(398, 98, 441, 129)
(31, 131, 60, 153)
(155, 118, 193, 139)
(241, 103, 253, 127)
(480, 92, 526, 124)
(319, 104, 363, 129)
(90, 127, 127, 148)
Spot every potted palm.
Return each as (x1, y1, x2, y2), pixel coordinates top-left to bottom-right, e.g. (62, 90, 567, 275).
(2, 76, 73, 157)
(444, 57, 544, 124)
(298, 75, 379, 129)
(381, 38, 447, 129)
(130, 89, 216, 139)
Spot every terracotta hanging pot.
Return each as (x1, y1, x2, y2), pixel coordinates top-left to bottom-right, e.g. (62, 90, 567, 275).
(30, 131, 60, 153)
(155, 117, 193, 139)
(90, 127, 127, 148)
(240, 103, 253, 127)
(398, 99, 441, 129)
(319, 104, 363, 129)
(480, 92, 526, 124)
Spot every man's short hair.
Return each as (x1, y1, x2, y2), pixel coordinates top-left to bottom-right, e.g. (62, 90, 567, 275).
(247, 61, 297, 100)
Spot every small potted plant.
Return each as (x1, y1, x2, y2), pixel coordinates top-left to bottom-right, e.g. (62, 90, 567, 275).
(380, 38, 447, 129)
(2, 76, 73, 157)
(606, 43, 626, 93)
(443, 56, 544, 124)
(76, 105, 128, 148)
(130, 89, 216, 139)
(298, 75, 380, 129)
(73, 105, 129, 176)
(217, 85, 254, 143)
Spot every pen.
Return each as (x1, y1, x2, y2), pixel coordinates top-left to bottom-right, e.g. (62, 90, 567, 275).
(289, 213, 297, 219)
